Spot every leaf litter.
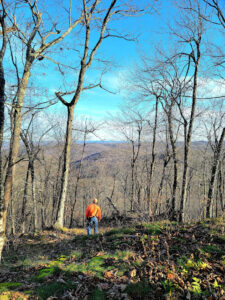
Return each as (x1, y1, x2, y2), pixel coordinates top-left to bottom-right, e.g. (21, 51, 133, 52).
(0, 218, 225, 299)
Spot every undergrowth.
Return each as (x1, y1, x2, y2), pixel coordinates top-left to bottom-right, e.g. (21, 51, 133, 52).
(1, 218, 225, 299)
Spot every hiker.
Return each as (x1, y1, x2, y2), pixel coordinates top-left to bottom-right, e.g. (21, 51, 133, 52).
(86, 198, 101, 235)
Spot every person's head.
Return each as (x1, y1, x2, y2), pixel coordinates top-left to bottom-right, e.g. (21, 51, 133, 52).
(93, 198, 98, 204)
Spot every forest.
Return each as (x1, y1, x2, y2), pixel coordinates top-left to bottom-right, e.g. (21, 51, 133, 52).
(0, 0, 224, 298)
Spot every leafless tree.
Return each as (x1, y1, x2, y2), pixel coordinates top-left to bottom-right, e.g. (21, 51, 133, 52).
(69, 119, 101, 227)
(0, 0, 8, 262)
(20, 113, 53, 232)
(2, 0, 84, 236)
(171, 0, 204, 222)
(54, 0, 155, 228)
(204, 102, 225, 217)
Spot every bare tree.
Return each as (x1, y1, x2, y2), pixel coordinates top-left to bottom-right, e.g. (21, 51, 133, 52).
(110, 109, 144, 211)
(2, 0, 84, 236)
(54, 0, 154, 228)
(20, 113, 53, 232)
(0, 0, 8, 262)
(204, 103, 225, 217)
(171, 0, 204, 222)
(69, 119, 100, 227)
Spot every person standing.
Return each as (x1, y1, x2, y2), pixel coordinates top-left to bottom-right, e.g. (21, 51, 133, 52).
(86, 198, 101, 235)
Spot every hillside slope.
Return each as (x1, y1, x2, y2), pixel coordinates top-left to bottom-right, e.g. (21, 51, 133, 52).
(1, 218, 225, 299)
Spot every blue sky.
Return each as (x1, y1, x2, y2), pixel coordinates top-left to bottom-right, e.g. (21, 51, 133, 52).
(6, 0, 224, 141)
(26, 0, 176, 123)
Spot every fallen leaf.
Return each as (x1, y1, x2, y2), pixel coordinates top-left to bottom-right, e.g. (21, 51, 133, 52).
(167, 273, 175, 280)
(104, 270, 114, 278)
(129, 269, 136, 278)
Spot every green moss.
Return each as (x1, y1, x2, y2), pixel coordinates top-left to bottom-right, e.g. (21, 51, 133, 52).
(105, 228, 122, 236)
(37, 266, 61, 280)
(60, 227, 69, 233)
(65, 251, 132, 279)
(105, 227, 135, 236)
(143, 224, 162, 235)
(116, 263, 128, 276)
(34, 281, 77, 300)
(114, 250, 134, 260)
(121, 227, 136, 234)
(66, 256, 105, 279)
(202, 245, 225, 257)
(57, 255, 69, 262)
(111, 240, 122, 249)
(69, 251, 83, 260)
(0, 282, 22, 293)
(88, 288, 107, 300)
(74, 234, 99, 243)
(171, 221, 179, 226)
(106, 233, 123, 242)
(125, 281, 151, 299)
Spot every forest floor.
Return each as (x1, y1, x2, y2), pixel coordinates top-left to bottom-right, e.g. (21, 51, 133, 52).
(0, 218, 225, 300)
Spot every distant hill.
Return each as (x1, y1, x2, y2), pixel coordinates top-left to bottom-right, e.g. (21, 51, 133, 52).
(72, 152, 103, 168)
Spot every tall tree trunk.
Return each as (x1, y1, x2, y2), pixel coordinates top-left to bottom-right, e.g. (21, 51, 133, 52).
(52, 153, 63, 224)
(3, 60, 32, 231)
(179, 42, 201, 222)
(130, 149, 135, 211)
(0, 6, 7, 262)
(165, 106, 178, 221)
(206, 128, 225, 218)
(147, 96, 159, 215)
(218, 162, 224, 213)
(54, 105, 74, 228)
(69, 133, 86, 227)
(21, 163, 30, 233)
(30, 162, 37, 231)
(157, 128, 171, 199)
(0, 72, 5, 259)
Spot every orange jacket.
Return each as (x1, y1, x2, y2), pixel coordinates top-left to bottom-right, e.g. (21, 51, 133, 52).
(86, 203, 101, 221)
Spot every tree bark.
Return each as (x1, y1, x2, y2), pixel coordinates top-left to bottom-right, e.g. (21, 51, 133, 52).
(55, 0, 118, 227)
(206, 127, 225, 218)
(147, 96, 159, 215)
(0, 5, 7, 262)
(55, 105, 74, 228)
(30, 162, 37, 231)
(21, 163, 30, 233)
(168, 109, 178, 220)
(69, 131, 87, 227)
(3, 60, 32, 231)
(179, 40, 201, 223)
